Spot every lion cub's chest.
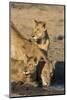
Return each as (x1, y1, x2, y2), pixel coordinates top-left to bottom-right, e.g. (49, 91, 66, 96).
(34, 32, 49, 51)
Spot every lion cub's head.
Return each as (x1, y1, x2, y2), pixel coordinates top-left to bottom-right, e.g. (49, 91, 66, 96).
(32, 20, 47, 40)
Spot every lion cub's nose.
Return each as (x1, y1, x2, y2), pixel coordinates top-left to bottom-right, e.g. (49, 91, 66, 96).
(32, 35, 37, 40)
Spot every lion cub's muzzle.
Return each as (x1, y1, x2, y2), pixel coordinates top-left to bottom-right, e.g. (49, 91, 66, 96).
(32, 35, 42, 44)
(36, 38, 42, 44)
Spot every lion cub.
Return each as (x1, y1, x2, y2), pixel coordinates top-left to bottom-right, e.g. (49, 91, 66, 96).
(32, 20, 50, 56)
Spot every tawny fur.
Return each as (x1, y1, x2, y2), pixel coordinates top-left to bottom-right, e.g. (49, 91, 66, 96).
(41, 61, 54, 86)
(32, 20, 50, 53)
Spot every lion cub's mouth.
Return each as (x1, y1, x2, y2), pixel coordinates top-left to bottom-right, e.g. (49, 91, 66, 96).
(32, 32, 45, 44)
(36, 38, 42, 44)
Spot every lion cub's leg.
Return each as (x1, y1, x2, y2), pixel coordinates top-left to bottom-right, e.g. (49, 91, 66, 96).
(41, 61, 54, 86)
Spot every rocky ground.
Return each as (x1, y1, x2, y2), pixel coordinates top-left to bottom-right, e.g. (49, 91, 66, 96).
(10, 83, 64, 97)
(10, 2, 65, 97)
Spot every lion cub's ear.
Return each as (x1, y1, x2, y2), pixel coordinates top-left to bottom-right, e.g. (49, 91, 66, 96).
(43, 23, 46, 28)
(34, 20, 38, 25)
(34, 20, 38, 23)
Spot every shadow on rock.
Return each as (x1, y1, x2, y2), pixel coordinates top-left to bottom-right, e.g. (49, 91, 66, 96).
(51, 61, 65, 85)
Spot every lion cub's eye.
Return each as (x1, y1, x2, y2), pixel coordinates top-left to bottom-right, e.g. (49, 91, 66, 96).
(43, 23, 46, 28)
(37, 28, 39, 31)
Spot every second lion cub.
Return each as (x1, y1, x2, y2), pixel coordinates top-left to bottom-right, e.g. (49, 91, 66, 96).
(32, 20, 50, 56)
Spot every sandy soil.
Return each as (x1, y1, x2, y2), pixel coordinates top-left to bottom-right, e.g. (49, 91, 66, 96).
(10, 2, 65, 97)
